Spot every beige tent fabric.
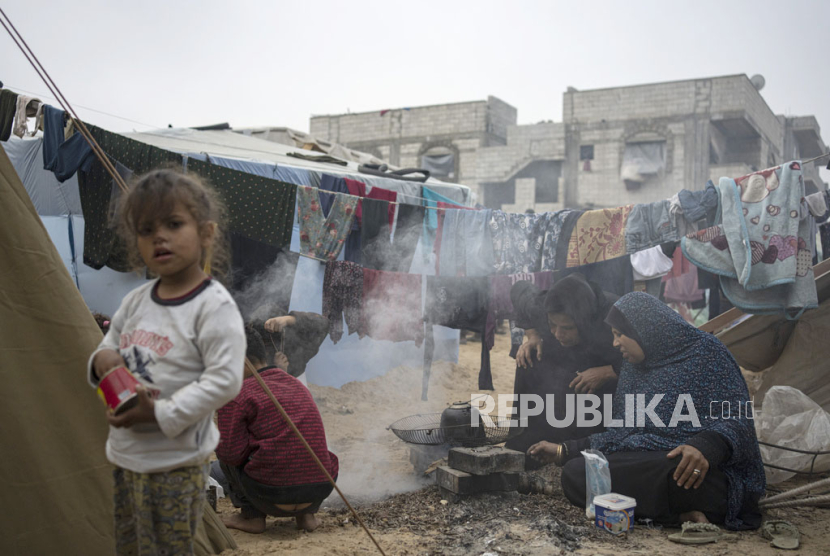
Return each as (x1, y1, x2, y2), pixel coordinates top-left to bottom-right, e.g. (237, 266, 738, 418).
(196, 505, 238, 554)
(717, 313, 796, 372)
(0, 147, 236, 554)
(0, 146, 114, 553)
(719, 266, 830, 411)
(754, 301, 830, 411)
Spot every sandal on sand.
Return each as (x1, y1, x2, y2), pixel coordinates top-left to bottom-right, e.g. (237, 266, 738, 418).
(668, 522, 724, 545)
(762, 520, 800, 550)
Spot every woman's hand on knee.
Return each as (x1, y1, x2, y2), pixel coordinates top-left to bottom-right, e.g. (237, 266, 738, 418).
(667, 445, 709, 490)
(527, 441, 560, 464)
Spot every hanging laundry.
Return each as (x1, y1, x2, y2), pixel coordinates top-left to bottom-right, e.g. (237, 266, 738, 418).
(360, 197, 393, 271)
(682, 162, 817, 314)
(668, 192, 698, 238)
(436, 207, 459, 276)
(488, 209, 574, 357)
(485, 272, 554, 355)
(231, 241, 299, 327)
(366, 185, 397, 228)
(625, 199, 680, 254)
(664, 243, 691, 278)
(678, 181, 718, 226)
(557, 255, 635, 298)
(489, 210, 544, 274)
(422, 186, 462, 258)
(318, 174, 350, 216)
(78, 124, 186, 269)
(438, 208, 494, 277)
(77, 159, 135, 271)
(433, 202, 477, 274)
(805, 191, 829, 218)
(538, 210, 574, 271)
(820, 223, 830, 261)
(12, 95, 40, 138)
(344, 177, 366, 222)
(229, 233, 282, 292)
(631, 245, 674, 281)
(554, 210, 583, 271)
(0, 89, 18, 141)
(389, 204, 424, 273)
(424, 276, 492, 390)
(663, 266, 704, 304)
(387, 181, 421, 205)
(297, 186, 357, 261)
(566, 205, 633, 267)
(322, 261, 363, 343)
(186, 158, 296, 249)
(359, 269, 423, 346)
(41, 105, 95, 182)
(432, 203, 448, 273)
(321, 174, 361, 262)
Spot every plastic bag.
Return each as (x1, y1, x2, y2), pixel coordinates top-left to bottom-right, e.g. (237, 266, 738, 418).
(756, 386, 830, 484)
(582, 449, 611, 518)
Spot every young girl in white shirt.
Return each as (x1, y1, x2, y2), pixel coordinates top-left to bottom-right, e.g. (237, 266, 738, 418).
(88, 168, 245, 555)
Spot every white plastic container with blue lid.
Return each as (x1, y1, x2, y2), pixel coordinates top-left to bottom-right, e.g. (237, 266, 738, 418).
(593, 493, 636, 535)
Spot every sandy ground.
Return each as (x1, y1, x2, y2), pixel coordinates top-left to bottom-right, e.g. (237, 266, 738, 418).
(220, 331, 830, 555)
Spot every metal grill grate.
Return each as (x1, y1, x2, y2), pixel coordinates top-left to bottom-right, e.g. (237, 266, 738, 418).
(388, 413, 516, 446)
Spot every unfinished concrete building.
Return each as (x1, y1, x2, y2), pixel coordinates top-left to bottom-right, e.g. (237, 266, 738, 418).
(308, 74, 826, 210)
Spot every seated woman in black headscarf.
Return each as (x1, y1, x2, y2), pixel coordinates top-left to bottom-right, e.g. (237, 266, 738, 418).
(505, 274, 623, 468)
(528, 292, 764, 530)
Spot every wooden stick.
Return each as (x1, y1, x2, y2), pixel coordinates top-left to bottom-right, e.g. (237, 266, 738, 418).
(245, 360, 387, 556)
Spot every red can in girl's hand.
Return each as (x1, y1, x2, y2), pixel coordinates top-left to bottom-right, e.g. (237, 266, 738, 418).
(97, 366, 142, 415)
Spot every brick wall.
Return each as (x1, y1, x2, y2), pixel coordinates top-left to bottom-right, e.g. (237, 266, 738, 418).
(310, 100, 491, 145)
(565, 81, 698, 123)
(306, 76, 823, 210)
(476, 123, 565, 185)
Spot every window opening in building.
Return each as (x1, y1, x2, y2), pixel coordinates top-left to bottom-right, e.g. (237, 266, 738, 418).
(580, 144, 594, 171)
(420, 146, 455, 179)
(621, 141, 666, 190)
(580, 145, 594, 160)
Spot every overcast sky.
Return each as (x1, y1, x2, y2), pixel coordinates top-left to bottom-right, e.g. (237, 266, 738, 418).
(3, 0, 829, 178)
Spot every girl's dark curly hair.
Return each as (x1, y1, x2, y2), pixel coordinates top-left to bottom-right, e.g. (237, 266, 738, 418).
(117, 167, 230, 281)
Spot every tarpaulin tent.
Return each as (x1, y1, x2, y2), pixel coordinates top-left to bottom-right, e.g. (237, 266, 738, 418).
(0, 146, 234, 555)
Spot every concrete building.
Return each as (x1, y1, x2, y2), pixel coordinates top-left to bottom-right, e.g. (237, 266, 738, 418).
(309, 74, 827, 210)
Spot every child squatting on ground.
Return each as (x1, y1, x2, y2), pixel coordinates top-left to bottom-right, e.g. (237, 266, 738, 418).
(87, 169, 246, 555)
(211, 326, 339, 534)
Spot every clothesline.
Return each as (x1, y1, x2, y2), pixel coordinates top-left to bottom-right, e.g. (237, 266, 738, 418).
(309, 184, 468, 211)
(802, 152, 830, 165)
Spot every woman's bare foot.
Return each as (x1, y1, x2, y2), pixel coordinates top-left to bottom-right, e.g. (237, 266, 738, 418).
(296, 513, 320, 532)
(679, 510, 710, 524)
(222, 512, 266, 534)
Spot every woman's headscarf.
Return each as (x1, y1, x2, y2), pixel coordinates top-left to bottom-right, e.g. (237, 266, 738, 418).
(591, 292, 765, 530)
(543, 274, 619, 364)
